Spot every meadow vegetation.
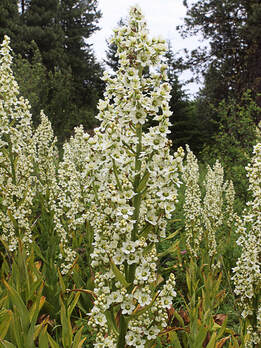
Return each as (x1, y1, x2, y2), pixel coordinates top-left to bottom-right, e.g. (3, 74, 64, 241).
(0, 6, 260, 348)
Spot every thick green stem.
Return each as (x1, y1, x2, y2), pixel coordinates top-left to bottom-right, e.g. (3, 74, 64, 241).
(128, 125, 142, 284)
(7, 136, 16, 186)
(132, 124, 142, 241)
(117, 315, 127, 348)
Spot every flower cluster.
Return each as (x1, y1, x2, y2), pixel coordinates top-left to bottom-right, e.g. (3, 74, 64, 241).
(182, 146, 203, 257)
(0, 36, 36, 251)
(0, 37, 73, 271)
(202, 161, 224, 258)
(232, 143, 261, 347)
(183, 147, 236, 262)
(33, 111, 58, 196)
(81, 6, 184, 346)
(49, 126, 92, 274)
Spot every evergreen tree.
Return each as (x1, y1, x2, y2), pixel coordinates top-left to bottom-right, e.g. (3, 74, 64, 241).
(24, 0, 65, 70)
(1, 0, 105, 141)
(164, 44, 202, 153)
(0, 0, 21, 50)
(201, 91, 261, 200)
(105, 39, 119, 72)
(179, 0, 261, 107)
(13, 41, 48, 124)
(60, 0, 103, 104)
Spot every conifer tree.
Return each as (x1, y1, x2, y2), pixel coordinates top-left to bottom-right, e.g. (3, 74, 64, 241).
(60, 0, 103, 107)
(164, 43, 199, 152)
(0, 0, 104, 141)
(24, 0, 65, 71)
(179, 0, 261, 107)
(0, 0, 21, 51)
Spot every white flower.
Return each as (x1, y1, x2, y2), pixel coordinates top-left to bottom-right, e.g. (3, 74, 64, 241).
(122, 241, 137, 255)
(145, 326, 160, 340)
(107, 291, 123, 305)
(94, 313, 107, 326)
(125, 331, 136, 346)
(121, 295, 135, 315)
(133, 337, 146, 348)
(136, 265, 150, 281)
(134, 289, 151, 307)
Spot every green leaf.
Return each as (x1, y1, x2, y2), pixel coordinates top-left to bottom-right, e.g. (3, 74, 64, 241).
(173, 310, 185, 327)
(195, 326, 208, 347)
(105, 308, 119, 336)
(68, 292, 80, 318)
(47, 333, 60, 348)
(206, 332, 217, 348)
(72, 327, 86, 348)
(139, 223, 154, 239)
(38, 325, 49, 348)
(163, 227, 182, 240)
(58, 268, 66, 293)
(137, 170, 149, 192)
(0, 340, 17, 348)
(3, 280, 30, 330)
(112, 158, 123, 191)
(60, 295, 73, 348)
(32, 242, 47, 263)
(168, 330, 183, 348)
(158, 240, 179, 258)
(110, 258, 130, 288)
(0, 309, 12, 339)
(216, 316, 228, 340)
(28, 283, 45, 322)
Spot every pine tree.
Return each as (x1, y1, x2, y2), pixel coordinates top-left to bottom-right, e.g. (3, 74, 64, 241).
(0, 0, 21, 50)
(0, 0, 104, 141)
(13, 42, 48, 124)
(60, 0, 102, 92)
(179, 0, 261, 107)
(164, 44, 202, 153)
(24, 0, 65, 71)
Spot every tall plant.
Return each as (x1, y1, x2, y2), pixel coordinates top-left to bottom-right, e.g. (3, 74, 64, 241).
(232, 143, 261, 347)
(0, 36, 36, 252)
(71, 6, 184, 347)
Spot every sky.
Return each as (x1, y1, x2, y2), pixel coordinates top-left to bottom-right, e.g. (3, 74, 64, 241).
(89, 0, 202, 96)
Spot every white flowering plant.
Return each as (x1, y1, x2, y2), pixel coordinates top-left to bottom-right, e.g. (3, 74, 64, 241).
(0, 5, 260, 348)
(232, 143, 261, 347)
(183, 145, 237, 266)
(80, 6, 184, 347)
(0, 36, 36, 253)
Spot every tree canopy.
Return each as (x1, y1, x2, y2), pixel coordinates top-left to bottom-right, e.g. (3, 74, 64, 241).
(179, 0, 261, 107)
(0, 0, 104, 143)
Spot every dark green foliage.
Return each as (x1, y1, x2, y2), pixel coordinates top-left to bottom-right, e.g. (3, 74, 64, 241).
(0, 0, 104, 142)
(179, 0, 261, 107)
(178, 0, 261, 164)
(201, 90, 261, 200)
(23, 0, 65, 71)
(13, 42, 48, 125)
(0, 0, 23, 52)
(14, 47, 99, 145)
(105, 40, 119, 72)
(164, 44, 203, 154)
(0, 0, 18, 38)
(60, 0, 104, 107)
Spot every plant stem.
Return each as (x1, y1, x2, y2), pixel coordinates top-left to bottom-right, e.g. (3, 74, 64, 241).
(117, 314, 127, 348)
(129, 124, 142, 283)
